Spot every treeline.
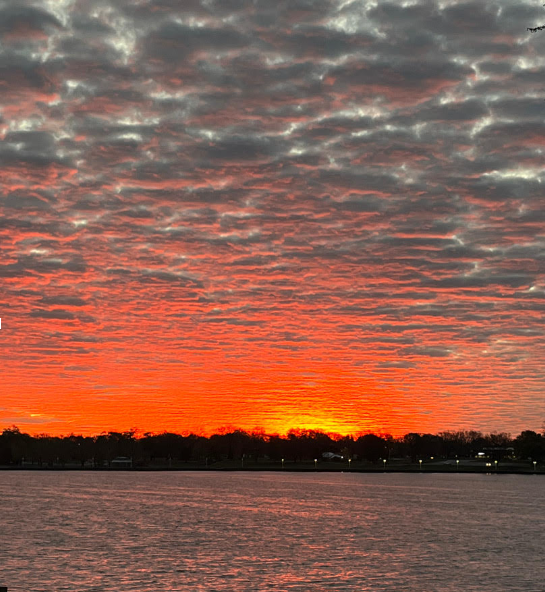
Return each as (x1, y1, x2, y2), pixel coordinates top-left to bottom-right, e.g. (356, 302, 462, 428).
(1, 426, 544, 467)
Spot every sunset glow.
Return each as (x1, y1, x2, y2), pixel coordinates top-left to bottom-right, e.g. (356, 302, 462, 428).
(1, 0, 544, 437)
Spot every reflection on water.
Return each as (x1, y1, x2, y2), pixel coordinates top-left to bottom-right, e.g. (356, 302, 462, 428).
(0, 472, 544, 591)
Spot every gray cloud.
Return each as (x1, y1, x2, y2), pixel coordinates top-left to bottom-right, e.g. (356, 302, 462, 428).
(39, 296, 88, 307)
(30, 309, 76, 320)
(1, 0, 544, 435)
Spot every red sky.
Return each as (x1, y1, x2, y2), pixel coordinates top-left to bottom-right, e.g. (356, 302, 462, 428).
(1, 0, 544, 437)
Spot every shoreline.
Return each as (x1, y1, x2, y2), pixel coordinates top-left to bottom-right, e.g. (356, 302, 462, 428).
(1, 465, 542, 475)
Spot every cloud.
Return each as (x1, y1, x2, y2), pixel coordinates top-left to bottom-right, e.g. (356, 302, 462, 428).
(39, 296, 88, 307)
(0, 0, 544, 437)
(30, 309, 76, 320)
(0, 5, 61, 37)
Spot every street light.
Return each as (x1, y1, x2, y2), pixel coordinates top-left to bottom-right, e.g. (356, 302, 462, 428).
(348, 458, 352, 471)
(456, 459, 459, 471)
(314, 458, 318, 470)
(494, 460, 498, 471)
(534, 461, 537, 472)
(383, 458, 387, 470)
(419, 459, 422, 471)
(281, 458, 285, 470)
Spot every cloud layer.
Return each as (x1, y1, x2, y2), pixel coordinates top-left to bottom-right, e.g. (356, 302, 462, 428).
(1, 0, 544, 435)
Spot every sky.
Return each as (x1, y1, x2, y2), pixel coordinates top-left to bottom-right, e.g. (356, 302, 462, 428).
(1, 0, 545, 437)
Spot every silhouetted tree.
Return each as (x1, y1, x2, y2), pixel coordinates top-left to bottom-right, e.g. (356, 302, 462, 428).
(0, 425, 539, 467)
(265, 434, 287, 461)
(355, 434, 387, 463)
(1, 426, 33, 465)
(514, 430, 545, 461)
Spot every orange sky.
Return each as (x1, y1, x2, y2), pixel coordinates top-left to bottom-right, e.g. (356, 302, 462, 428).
(1, 0, 545, 437)
(1, 309, 542, 436)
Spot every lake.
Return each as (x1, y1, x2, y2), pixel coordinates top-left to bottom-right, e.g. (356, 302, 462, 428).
(0, 471, 543, 591)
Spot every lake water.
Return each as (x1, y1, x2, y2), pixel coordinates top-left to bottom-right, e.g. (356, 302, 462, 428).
(0, 471, 544, 591)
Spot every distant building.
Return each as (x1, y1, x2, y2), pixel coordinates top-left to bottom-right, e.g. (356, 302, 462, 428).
(111, 456, 133, 468)
(479, 447, 515, 460)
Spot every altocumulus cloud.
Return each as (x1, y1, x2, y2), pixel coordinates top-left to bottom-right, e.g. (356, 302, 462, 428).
(0, 0, 544, 436)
